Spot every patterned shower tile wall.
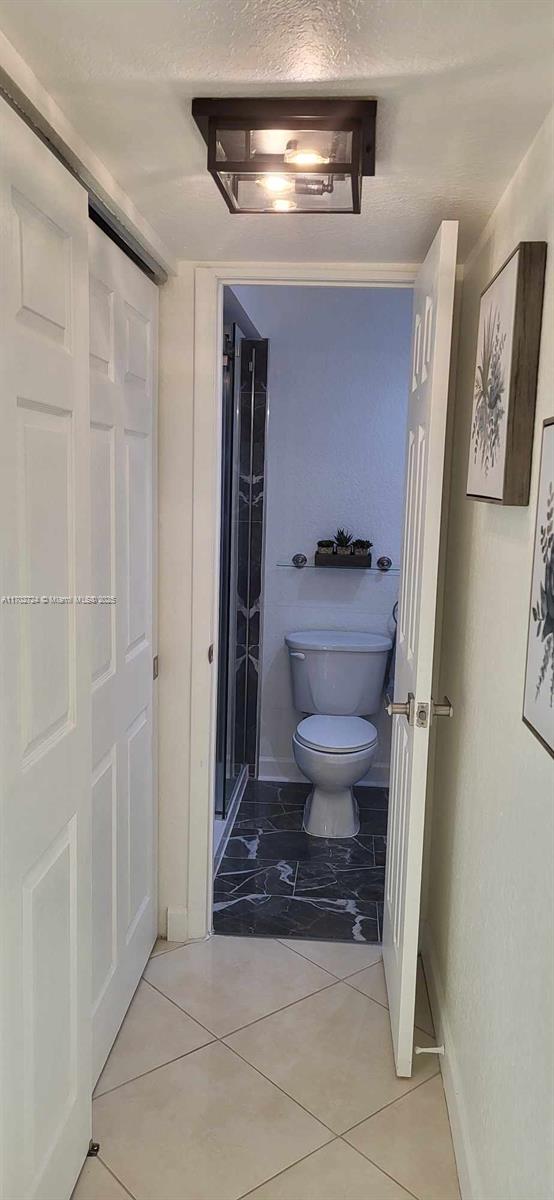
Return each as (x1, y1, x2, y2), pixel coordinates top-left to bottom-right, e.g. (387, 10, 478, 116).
(235, 339, 268, 774)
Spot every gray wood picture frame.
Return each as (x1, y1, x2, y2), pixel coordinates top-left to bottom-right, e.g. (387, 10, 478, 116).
(466, 241, 547, 506)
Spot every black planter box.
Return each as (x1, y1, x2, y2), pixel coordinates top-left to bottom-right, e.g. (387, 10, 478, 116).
(315, 552, 372, 569)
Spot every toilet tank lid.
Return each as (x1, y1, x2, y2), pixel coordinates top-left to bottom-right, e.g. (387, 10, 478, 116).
(285, 629, 392, 653)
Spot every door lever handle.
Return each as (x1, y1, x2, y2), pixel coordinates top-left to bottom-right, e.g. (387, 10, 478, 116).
(385, 692, 415, 724)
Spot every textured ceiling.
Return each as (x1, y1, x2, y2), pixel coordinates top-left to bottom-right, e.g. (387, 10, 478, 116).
(0, 0, 552, 262)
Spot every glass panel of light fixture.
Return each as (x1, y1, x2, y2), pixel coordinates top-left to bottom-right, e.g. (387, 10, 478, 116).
(214, 127, 352, 166)
(217, 171, 355, 212)
(214, 128, 248, 162)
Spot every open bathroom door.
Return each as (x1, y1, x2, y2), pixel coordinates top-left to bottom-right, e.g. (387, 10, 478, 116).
(383, 220, 458, 1077)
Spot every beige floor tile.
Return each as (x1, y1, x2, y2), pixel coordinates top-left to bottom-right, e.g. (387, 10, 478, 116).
(347, 960, 388, 1006)
(144, 935, 334, 1036)
(94, 980, 213, 1097)
(347, 959, 435, 1036)
(94, 1041, 331, 1200)
(279, 939, 382, 978)
(71, 1157, 130, 1200)
(226, 982, 437, 1134)
(345, 1076, 460, 1200)
(150, 937, 184, 957)
(244, 1139, 413, 1199)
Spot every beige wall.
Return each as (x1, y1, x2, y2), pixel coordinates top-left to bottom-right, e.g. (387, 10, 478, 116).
(427, 110, 554, 1198)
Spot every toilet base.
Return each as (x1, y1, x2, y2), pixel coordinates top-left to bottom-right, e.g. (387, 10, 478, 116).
(303, 786, 360, 839)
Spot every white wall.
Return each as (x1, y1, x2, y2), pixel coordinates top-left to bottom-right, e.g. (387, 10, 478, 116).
(234, 285, 412, 783)
(425, 110, 554, 1199)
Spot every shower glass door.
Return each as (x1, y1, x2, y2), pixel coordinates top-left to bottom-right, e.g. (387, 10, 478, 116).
(215, 318, 269, 819)
(215, 324, 242, 817)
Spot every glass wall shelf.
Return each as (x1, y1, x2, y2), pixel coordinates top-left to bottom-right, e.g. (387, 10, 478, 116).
(276, 560, 400, 574)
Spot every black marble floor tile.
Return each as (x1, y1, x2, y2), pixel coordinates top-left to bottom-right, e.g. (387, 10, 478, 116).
(372, 836, 387, 866)
(294, 864, 385, 903)
(358, 808, 389, 835)
(213, 780, 388, 944)
(244, 780, 310, 806)
(214, 860, 296, 898)
(212, 894, 380, 942)
(355, 787, 389, 811)
(232, 803, 305, 833)
(223, 830, 376, 866)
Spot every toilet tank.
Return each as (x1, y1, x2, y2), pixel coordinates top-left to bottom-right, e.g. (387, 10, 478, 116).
(285, 630, 392, 717)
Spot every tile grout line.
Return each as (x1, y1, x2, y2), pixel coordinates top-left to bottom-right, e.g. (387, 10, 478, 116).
(219, 976, 341, 1038)
(93, 1044, 217, 1101)
(148, 942, 185, 959)
(93, 974, 436, 1114)
(236, 1139, 340, 1199)
(224, 1033, 440, 1156)
(92, 1048, 438, 1195)
(340, 1069, 441, 1138)
(336, 1137, 422, 1200)
(141, 976, 220, 1037)
(341, 975, 435, 1037)
(96, 1154, 136, 1200)
(144, 961, 346, 1040)
(274, 931, 383, 979)
(275, 936, 382, 979)
(222, 1037, 339, 1138)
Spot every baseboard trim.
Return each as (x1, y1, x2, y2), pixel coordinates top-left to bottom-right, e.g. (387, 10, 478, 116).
(420, 921, 480, 1200)
(258, 757, 303, 783)
(166, 906, 189, 942)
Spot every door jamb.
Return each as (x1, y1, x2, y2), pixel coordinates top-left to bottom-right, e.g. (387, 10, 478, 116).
(185, 261, 419, 943)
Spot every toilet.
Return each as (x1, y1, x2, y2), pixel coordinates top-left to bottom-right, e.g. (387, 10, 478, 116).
(285, 630, 392, 838)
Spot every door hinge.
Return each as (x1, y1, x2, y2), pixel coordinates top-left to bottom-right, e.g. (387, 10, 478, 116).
(153, 655, 159, 680)
(87, 1141, 100, 1158)
(208, 643, 214, 664)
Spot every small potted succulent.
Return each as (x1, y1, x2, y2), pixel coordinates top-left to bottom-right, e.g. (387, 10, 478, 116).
(335, 528, 353, 557)
(353, 538, 373, 564)
(317, 538, 335, 557)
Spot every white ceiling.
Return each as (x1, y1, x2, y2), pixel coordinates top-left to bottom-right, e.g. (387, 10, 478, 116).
(0, 0, 552, 263)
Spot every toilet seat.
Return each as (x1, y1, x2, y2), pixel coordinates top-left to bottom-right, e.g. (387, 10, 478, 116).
(296, 715, 378, 755)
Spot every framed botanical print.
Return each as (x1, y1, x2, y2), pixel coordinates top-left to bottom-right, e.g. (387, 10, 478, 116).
(466, 241, 546, 505)
(523, 418, 554, 756)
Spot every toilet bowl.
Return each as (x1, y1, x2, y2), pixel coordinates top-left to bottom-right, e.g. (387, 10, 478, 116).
(285, 630, 391, 840)
(293, 715, 378, 837)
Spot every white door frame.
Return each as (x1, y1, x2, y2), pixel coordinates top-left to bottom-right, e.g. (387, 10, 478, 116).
(186, 261, 418, 943)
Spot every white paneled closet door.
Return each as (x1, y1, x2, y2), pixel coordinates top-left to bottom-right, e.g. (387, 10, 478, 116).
(88, 222, 158, 1084)
(383, 220, 458, 1077)
(0, 99, 92, 1199)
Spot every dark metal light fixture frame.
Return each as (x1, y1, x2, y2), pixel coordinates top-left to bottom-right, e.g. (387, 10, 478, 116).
(191, 97, 377, 215)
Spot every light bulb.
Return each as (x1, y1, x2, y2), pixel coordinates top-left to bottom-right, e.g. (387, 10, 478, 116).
(258, 174, 293, 194)
(285, 149, 327, 166)
(272, 198, 297, 211)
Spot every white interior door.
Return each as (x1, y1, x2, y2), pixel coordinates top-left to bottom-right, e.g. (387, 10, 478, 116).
(0, 100, 92, 1198)
(383, 220, 458, 1077)
(88, 222, 158, 1083)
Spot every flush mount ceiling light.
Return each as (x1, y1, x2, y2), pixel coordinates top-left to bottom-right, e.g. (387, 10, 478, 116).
(191, 98, 377, 214)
